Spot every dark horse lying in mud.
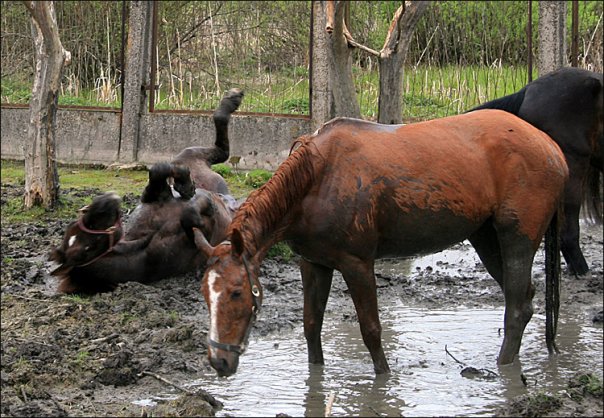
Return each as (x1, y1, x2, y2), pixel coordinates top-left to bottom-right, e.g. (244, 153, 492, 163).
(49, 89, 243, 294)
(182, 109, 568, 376)
(470, 67, 603, 276)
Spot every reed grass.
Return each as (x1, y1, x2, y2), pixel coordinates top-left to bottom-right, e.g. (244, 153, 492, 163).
(2, 64, 532, 121)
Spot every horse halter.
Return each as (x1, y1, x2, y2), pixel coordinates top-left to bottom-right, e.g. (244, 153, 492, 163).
(207, 241, 261, 355)
(74, 212, 122, 267)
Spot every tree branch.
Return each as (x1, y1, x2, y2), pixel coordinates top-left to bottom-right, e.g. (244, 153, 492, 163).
(346, 37, 380, 57)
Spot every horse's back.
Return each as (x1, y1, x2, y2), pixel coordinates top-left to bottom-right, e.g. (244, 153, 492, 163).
(295, 110, 568, 258)
(519, 68, 603, 155)
(314, 110, 566, 184)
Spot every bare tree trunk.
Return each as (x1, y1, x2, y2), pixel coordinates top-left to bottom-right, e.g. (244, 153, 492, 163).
(378, 1, 428, 124)
(538, 1, 567, 76)
(311, 1, 334, 131)
(324, 1, 428, 123)
(22, 1, 71, 209)
(325, 1, 361, 118)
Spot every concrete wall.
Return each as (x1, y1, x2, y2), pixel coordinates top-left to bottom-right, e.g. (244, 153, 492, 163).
(1, 106, 311, 171)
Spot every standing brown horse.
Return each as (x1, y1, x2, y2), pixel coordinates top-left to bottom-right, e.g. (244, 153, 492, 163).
(182, 109, 568, 376)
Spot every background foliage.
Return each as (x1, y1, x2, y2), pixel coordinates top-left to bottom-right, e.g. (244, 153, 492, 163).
(1, 1, 602, 120)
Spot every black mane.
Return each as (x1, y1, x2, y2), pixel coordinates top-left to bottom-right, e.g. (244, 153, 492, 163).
(467, 87, 527, 115)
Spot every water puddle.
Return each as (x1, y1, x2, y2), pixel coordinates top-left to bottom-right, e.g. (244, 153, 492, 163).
(187, 287, 602, 416)
(179, 229, 603, 417)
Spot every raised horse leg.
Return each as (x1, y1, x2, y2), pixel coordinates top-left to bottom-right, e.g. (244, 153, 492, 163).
(300, 259, 334, 365)
(495, 226, 536, 365)
(340, 258, 390, 374)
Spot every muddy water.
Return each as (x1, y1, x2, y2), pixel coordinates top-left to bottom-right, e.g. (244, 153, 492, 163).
(186, 248, 604, 417)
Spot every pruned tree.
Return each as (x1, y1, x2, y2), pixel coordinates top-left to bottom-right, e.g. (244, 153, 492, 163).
(325, 1, 429, 123)
(22, 1, 71, 209)
(325, 1, 361, 118)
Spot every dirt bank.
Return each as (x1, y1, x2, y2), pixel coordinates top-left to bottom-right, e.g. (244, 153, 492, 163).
(1, 184, 602, 417)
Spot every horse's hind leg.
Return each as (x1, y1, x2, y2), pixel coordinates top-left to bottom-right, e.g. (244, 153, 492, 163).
(496, 227, 537, 365)
(561, 171, 590, 276)
(340, 259, 390, 374)
(300, 259, 334, 365)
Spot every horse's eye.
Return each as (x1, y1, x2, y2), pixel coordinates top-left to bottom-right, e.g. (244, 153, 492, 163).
(84, 246, 91, 252)
(231, 290, 242, 300)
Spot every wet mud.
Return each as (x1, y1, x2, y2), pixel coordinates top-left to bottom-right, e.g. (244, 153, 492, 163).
(1, 184, 602, 417)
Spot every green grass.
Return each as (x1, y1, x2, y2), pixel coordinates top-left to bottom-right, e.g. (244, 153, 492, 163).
(1, 160, 151, 223)
(354, 64, 532, 121)
(1, 158, 293, 261)
(2, 65, 531, 120)
(0, 159, 271, 223)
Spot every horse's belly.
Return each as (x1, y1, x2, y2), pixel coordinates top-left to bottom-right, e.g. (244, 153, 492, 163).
(290, 203, 486, 265)
(375, 209, 483, 258)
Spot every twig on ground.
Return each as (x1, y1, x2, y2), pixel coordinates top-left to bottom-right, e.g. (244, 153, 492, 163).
(139, 370, 194, 395)
(445, 344, 466, 366)
(20, 385, 28, 403)
(89, 333, 120, 345)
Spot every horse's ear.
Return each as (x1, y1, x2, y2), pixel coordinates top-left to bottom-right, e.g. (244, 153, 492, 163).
(231, 229, 245, 258)
(48, 248, 66, 264)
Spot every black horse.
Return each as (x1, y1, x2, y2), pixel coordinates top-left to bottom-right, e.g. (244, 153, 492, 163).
(469, 67, 603, 276)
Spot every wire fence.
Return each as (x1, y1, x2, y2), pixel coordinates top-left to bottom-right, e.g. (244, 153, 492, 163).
(1, 1, 602, 121)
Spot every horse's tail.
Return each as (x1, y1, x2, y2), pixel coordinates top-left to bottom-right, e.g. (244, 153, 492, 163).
(466, 87, 527, 115)
(544, 208, 562, 356)
(211, 88, 244, 164)
(583, 166, 603, 225)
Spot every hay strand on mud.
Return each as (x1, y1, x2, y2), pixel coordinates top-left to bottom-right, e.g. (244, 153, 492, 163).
(324, 391, 335, 417)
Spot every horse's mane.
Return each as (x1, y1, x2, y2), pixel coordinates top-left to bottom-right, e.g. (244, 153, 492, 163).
(229, 135, 319, 254)
(467, 87, 527, 115)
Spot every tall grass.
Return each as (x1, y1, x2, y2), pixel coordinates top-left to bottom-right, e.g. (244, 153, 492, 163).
(2, 64, 530, 121)
(356, 65, 531, 121)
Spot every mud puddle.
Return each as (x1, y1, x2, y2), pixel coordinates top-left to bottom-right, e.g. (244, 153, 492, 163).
(180, 248, 603, 417)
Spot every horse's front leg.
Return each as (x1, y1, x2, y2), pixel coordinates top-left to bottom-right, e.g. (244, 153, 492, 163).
(112, 232, 155, 255)
(300, 259, 333, 365)
(340, 259, 390, 374)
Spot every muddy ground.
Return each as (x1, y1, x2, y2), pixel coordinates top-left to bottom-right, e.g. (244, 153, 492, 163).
(1, 183, 603, 417)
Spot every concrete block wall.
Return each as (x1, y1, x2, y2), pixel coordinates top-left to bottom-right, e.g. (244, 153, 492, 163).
(1, 106, 312, 171)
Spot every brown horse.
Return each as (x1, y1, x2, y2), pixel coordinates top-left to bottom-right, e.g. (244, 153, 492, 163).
(49, 89, 243, 294)
(470, 67, 603, 276)
(50, 186, 235, 294)
(182, 109, 568, 376)
(171, 88, 244, 195)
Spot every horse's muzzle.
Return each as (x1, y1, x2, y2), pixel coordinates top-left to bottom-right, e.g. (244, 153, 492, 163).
(210, 353, 239, 377)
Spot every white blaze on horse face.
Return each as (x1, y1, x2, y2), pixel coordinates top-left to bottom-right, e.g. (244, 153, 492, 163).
(207, 269, 222, 357)
(68, 235, 77, 247)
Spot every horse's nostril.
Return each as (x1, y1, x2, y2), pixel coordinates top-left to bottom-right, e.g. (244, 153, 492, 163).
(210, 356, 229, 373)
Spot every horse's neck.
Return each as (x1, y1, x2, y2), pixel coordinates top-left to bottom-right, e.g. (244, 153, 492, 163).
(233, 142, 318, 260)
(236, 201, 293, 261)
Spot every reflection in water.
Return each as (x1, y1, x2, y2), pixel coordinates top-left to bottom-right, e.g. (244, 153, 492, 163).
(186, 297, 602, 417)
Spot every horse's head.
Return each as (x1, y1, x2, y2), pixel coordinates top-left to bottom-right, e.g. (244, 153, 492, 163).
(49, 192, 123, 276)
(183, 220, 262, 377)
